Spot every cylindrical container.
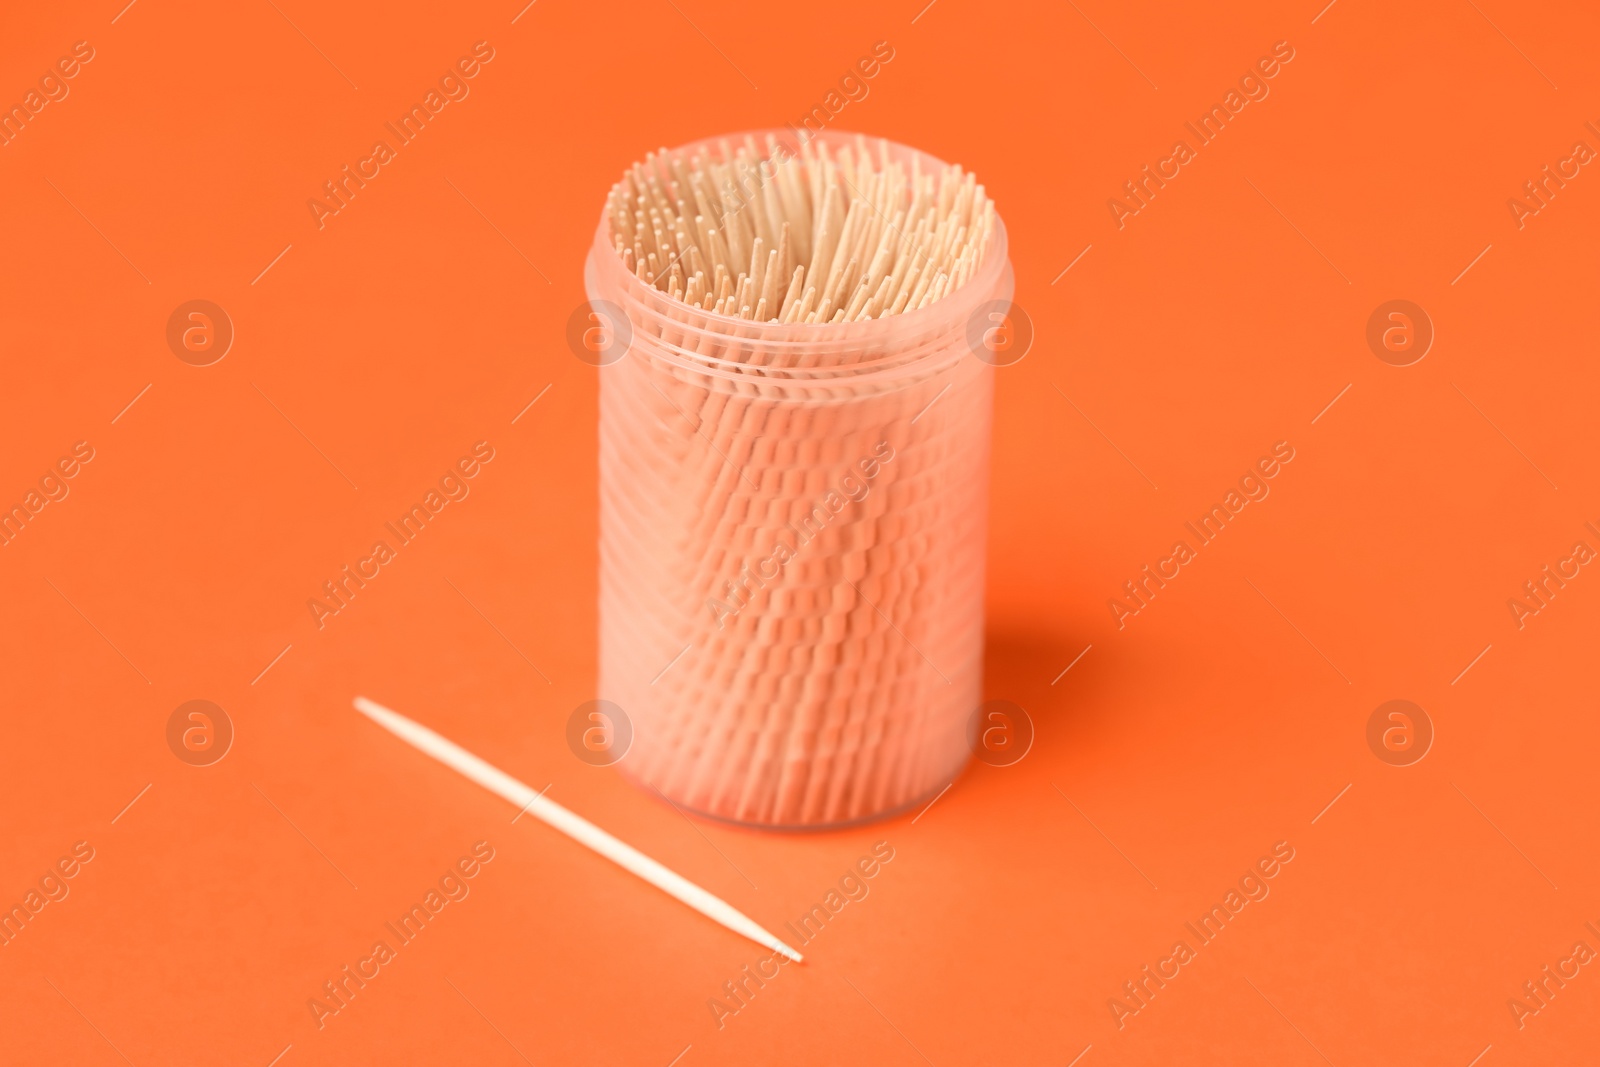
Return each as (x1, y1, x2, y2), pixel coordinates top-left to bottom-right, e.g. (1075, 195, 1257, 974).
(587, 130, 1010, 828)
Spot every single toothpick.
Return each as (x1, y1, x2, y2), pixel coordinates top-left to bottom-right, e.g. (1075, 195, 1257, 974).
(352, 696, 804, 963)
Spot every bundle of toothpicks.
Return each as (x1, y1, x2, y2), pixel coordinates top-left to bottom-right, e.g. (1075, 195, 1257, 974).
(605, 133, 995, 325)
(596, 133, 1000, 826)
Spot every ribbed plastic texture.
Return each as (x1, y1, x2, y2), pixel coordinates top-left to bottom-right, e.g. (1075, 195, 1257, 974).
(588, 130, 1009, 828)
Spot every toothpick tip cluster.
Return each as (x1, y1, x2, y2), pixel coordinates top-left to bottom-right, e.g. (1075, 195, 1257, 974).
(607, 133, 996, 324)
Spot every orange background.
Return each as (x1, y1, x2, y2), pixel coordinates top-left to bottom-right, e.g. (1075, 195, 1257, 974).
(2, 0, 1597, 1064)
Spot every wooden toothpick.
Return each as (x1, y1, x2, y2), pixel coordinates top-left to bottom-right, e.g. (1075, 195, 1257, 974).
(352, 696, 804, 963)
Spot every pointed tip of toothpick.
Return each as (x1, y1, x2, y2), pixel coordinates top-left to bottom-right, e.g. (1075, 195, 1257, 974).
(776, 941, 805, 963)
(353, 695, 401, 731)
